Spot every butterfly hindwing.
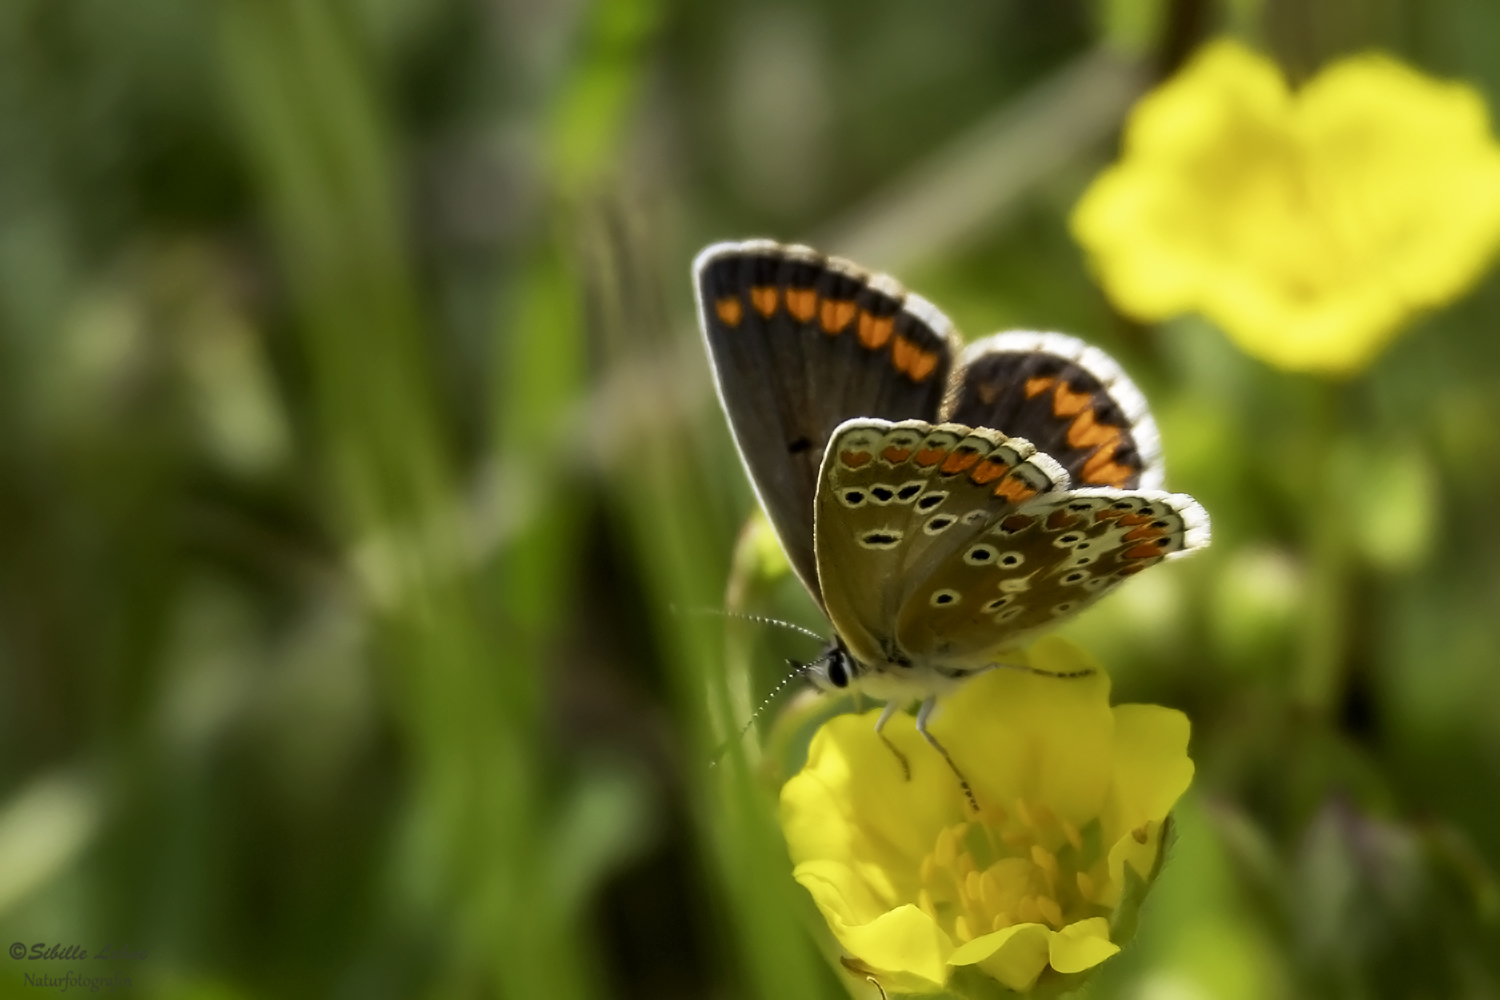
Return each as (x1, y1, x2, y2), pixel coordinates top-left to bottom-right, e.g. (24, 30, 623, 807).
(945, 331, 1164, 490)
(894, 489, 1210, 671)
(813, 418, 1070, 669)
(696, 241, 961, 601)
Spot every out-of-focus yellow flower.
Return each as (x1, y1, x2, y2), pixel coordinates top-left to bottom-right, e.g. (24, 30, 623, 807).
(781, 638, 1192, 996)
(1072, 40, 1500, 375)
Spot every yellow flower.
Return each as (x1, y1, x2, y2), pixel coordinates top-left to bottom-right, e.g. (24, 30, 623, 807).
(1071, 40, 1500, 375)
(780, 638, 1192, 995)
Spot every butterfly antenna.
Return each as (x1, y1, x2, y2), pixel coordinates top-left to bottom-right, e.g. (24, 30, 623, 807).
(709, 658, 810, 768)
(668, 604, 824, 643)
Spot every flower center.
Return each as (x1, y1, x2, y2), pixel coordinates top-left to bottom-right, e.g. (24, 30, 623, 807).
(915, 798, 1112, 943)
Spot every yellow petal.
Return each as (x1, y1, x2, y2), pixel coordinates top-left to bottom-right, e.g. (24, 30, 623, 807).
(790, 875, 954, 992)
(1104, 704, 1194, 840)
(781, 710, 958, 884)
(948, 922, 1053, 992)
(932, 638, 1114, 826)
(1048, 917, 1120, 974)
(1105, 820, 1162, 906)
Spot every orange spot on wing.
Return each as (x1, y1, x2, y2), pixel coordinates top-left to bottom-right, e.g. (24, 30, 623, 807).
(1123, 543, 1164, 560)
(1051, 382, 1092, 417)
(1000, 513, 1036, 532)
(1046, 510, 1079, 530)
(914, 447, 948, 467)
(969, 459, 1009, 485)
(714, 296, 742, 326)
(858, 311, 894, 349)
(840, 450, 872, 468)
(906, 347, 938, 382)
(1081, 446, 1135, 488)
(882, 446, 912, 464)
(891, 334, 921, 376)
(1025, 376, 1056, 398)
(1123, 526, 1167, 543)
(821, 299, 856, 334)
(993, 476, 1037, 503)
(941, 448, 981, 474)
(786, 287, 817, 322)
(1066, 409, 1122, 451)
(751, 285, 779, 317)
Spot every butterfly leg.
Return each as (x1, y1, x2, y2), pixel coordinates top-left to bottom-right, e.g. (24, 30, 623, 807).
(872, 702, 911, 781)
(915, 697, 978, 813)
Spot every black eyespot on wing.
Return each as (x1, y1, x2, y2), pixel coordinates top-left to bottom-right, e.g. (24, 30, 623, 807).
(897, 483, 922, 501)
(917, 494, 945, 511)
(871, 486, 895, 502)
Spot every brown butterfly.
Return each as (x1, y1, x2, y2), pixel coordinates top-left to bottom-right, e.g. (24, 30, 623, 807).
(696, 240, 1209, 803)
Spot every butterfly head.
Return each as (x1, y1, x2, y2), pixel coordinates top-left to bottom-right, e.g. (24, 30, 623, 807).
(802, 636, 862, 694)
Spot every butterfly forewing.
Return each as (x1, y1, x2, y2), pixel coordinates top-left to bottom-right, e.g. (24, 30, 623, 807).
(946, 331, 1164, 491)
(696, 241, 961, 600)
(813, 418, 1070, 668)
(894, 489, 1210, 670)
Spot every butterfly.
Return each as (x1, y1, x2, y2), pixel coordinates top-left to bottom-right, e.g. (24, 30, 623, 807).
(695, 239, 1209, 804)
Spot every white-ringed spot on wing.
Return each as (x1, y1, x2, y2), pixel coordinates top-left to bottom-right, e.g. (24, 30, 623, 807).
(982, 595, 1013, 613)
(894, 481, 924, 503)
(962, 510, 988, 525)
(929, 589, 962, 608)
(1051, 601, 1077, 616)
(1083, 577, 1113, 592)
(964, 543, 999, 566)
(1059, 569, 1091, 586)
(999, 576, 1032, 594)
(1064, 498, 1107, 513)
(997, 551, 1025, 569)
(995, 605, 1026, 622)
(868, 484, 898, 505)
(858, 529, 904, 550)
(1053, 532, 1085, 548)
(838, 488, 868, 508)
(923, 514, 957, 535)
(915, 490, 948, 512)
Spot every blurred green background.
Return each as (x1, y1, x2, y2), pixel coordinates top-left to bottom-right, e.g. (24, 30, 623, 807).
(1, 0, 1499, 997)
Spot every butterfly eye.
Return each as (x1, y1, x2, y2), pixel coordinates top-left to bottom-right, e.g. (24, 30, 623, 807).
(997, 551, 1025, 569)
(916, 491, 948, 511)
(929, 589, 961, 607)
(964, 544, 998, 565)
(826, 659, 849, 688)
(840, 489, 867, 508)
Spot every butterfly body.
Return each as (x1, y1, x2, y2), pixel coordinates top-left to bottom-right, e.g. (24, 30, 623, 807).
(695, 240, 1209, 791)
